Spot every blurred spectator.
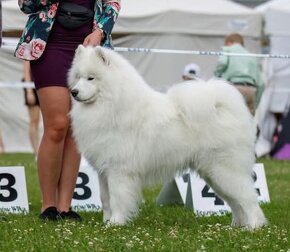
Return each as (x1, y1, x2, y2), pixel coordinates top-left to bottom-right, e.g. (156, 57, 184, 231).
(23, 60, 40, 156)
(214, 33, 264, 115)
(182, 63, 201, 81)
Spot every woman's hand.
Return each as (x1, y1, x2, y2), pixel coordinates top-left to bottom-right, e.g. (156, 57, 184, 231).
(83, 29, 103, 47)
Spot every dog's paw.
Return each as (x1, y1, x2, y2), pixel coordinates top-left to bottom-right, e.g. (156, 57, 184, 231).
(231, 216, 268, 230)
(102, 211, 112, 223)
(107, 214, 127, 226)
(104, 219, 127, 228)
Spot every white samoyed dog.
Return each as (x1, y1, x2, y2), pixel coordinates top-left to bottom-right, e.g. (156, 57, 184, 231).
(68, 45, 267, 229)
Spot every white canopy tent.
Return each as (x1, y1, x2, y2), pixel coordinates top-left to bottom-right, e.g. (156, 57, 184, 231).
(256, 0, 290, 36)
(255, 0, 290, 157)
(0, 0, 263, 152)
(1, 0, 26, 32)
(113, 0, 263, 89)
(1, 0, 26, 81)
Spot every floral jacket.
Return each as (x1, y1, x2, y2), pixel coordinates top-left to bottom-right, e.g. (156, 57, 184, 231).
(15, 0, 121, 60)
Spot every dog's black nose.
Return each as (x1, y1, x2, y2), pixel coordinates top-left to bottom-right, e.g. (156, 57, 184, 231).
(71, 89, 79, 97)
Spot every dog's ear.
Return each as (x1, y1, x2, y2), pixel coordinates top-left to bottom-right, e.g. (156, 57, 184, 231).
(94, 46, 110, 66)
(75, 44, 86, 56)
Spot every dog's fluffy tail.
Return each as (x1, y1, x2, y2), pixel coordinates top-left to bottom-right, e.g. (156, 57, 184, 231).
(167, 78, 256, 143)
(168, 79, 248, 117)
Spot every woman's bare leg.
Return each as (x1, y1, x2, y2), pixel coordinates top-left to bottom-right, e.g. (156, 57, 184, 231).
(57, 127, 81, 212)
(37, 87, 72, 212)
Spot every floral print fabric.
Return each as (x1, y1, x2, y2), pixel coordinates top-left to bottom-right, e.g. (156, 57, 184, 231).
(15, 0, 121, 60)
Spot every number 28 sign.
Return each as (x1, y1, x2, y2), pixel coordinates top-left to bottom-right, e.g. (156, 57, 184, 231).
(0, 159, 102, 214)
(1, 162, 269, 215)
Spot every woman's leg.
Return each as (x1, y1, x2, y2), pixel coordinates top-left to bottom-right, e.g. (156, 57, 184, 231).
(27, 106, 41, 155)
(37, 86, 72, 212)
(57, 126, 81, 212)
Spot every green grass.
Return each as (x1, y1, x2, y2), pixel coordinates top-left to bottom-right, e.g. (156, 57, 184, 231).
(0, 153, 289, 251)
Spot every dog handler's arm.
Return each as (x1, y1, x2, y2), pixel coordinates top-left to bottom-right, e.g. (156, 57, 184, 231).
(96, 1, 121, 36)
(18, 0, 57, 14)
(95, 1, 121, 41)
(83, 0, 121, 47)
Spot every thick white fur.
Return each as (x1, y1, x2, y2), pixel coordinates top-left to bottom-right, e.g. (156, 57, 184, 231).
(68, 45, 267, 229)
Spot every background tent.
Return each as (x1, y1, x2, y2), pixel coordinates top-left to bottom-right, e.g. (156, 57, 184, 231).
(255, 0, 290, 157)
(1, 0, 26, 32)
(0, 0, 263, 152)
(113, 0, 263, 90)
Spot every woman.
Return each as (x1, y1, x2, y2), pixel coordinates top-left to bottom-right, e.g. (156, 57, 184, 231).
(15, 0, 121, 221)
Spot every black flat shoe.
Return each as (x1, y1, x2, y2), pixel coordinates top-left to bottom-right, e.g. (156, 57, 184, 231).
(60, 208, 82, 221)
(39, 206, 62, 221)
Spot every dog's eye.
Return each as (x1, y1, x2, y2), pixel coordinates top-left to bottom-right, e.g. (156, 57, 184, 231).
(88, 77, 94, 81)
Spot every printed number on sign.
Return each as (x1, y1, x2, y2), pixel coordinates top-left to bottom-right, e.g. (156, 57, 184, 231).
(201, 184, 224, 205)
(252, 171, 261, 196)
(73, 172, 92, 200)
(0, 173, 18, 202)
(182, 173, 190, 183)
(71, 162, 102, 212)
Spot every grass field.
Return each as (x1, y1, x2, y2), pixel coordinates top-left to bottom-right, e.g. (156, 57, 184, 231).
(0, 153, 289, 252)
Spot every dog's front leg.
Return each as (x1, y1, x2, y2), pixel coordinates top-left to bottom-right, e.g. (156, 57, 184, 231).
(98, 172, 112, 223)
(107, 171, 142, 225)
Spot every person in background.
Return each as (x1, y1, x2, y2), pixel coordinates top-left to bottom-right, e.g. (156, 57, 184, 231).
(23, 61, 40, 157)
(15, 0, 121, 221)
(182, 63, 201, 81)
(214, 33, 264, 116)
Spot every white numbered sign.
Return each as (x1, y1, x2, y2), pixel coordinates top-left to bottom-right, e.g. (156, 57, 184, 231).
(156, 163, 270, 216)
(252, 163, 270, 203)
(0, 166, 29, 214)
(71, 158, 102, 212)
(156, 171, 190, 205)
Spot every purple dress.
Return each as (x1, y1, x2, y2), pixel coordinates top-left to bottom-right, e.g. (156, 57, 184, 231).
(30, 0, 94, 89)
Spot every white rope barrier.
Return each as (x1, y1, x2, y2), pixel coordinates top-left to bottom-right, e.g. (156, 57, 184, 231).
(2, 41, 290, 88)
(1, 40, 18, 50)
(0, 81, 34, 88)
(115, 47, 290, 59)
(2, 40, 290, 59)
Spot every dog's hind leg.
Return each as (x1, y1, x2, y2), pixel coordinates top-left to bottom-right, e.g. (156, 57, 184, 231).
(98, 172, 112, 223)
(197, 160, 267, 230)
(107, 171, 142, 225)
